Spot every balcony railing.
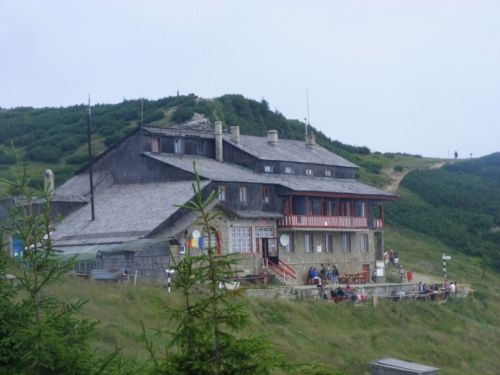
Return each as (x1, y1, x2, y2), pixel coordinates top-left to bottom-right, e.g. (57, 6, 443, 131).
(278, 215, 368, 229)
(373, 218, 384, 229)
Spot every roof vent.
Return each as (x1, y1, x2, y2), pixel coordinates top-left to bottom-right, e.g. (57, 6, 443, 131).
(230, 126, 240, 143)
(267, 130, 278, 145)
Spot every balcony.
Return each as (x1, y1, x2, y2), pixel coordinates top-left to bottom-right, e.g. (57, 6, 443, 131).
(278, 215, 368, 229)
(373, 218, 384, 229)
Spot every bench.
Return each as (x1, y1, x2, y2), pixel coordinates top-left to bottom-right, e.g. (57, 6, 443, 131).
(90, 269, 127, 281)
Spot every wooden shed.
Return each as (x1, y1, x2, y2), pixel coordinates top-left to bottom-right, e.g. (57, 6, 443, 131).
(370, 358, 440, 375)
(96, 239, 170, 280)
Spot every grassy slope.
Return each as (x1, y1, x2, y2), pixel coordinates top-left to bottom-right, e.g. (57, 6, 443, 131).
(52, 226, 500, 375)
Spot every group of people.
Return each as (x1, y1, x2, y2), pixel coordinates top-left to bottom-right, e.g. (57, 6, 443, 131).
(383, 249, 399, 267)
(330, 283, 366, 303)
(417, 281, 457, 299)
(307, 263, 340, 285)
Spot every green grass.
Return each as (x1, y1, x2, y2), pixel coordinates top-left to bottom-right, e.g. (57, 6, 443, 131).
(47, 225, 500, 375)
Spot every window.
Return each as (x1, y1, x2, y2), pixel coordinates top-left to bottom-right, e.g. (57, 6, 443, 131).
(264, 165, 273, 173)
(217, 185, 225, 201)
(151, 137, 160, 153)
(309, 197, 321, 215)
(305, 168, 313, 176)
(281, 233, 293, 253)
(174, 138, 184, 154)
(325, 169, 332, 177)
(231, 227, 252, 253)
(323, 199, 337, 216)
(304, 234, 313, 253)
(239, 186, 247, 203)
(255, 226, 274, 238)
(341, 233, 351, 253)
(359, 234, 369, 252)
(203, 231, 219, 251)
(262, 187, 270, 204)
(285, 166, 293, 174)
(354, 201, 366, 217)
(196, 140, 204, 155)
(325, 234, 333, 253)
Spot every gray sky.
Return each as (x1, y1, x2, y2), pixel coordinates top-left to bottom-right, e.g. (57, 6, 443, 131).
(1, 1, 499, 158)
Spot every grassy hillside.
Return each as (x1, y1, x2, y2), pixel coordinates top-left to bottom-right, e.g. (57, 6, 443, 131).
(50, 225, 500, 375)
(386, 154, 500, 271)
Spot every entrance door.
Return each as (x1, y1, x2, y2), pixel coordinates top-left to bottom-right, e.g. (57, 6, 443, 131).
(374, 232, 383, 260)
(362, 264, 370, 284)
(262, 238, 279, 266)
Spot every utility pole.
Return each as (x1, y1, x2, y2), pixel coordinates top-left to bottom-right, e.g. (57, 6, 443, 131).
(87, 95, 95, 221)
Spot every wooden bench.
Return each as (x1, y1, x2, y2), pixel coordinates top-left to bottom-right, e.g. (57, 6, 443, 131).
(90, 269, 126, 281)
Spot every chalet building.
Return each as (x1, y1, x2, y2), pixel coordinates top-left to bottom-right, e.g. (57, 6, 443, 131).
(45, 115, 396, 283)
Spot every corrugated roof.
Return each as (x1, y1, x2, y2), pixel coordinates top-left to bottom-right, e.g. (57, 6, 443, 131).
(370, 358, 439, 373)
(145, 153, 395, 198)
(224, 134, 358, 168)
(52, 180, 208, 246)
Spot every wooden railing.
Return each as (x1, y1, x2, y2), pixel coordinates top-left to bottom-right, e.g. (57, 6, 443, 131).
(373, 218, 384, 229)
(278, 215, 368, 229)
(268, 259, 296, 281)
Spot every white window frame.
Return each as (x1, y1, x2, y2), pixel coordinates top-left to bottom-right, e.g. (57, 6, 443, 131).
(342, 233, 351, 253)
(325, 233, 333, 253)
(231, 226, 252, 253)
(255, 226, 274, 240)
(325, 169, 332, 177)
(203, 231, 218, 251)
(217, 185, 226, 201)
(174, 138, 184, 154)
(304, 234, 313, 253)
(305, 168, 313, 176)
(239, 186, 247, 203)
(359, 233, 369, 252)
(264, 165, 273, 173)
(151, 137, 160, 153)
(262, 187, 270, 204)
(285, 166, 293, 174)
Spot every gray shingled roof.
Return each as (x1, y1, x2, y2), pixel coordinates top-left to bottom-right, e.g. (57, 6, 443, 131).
(52, 180, 207, 247)
(224, 134, 358, 168)
(145, 153, 395, 198)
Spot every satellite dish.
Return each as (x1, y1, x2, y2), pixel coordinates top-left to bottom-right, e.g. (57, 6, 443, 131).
(192, 230, 201, 238)
(279, 234, 290, 247)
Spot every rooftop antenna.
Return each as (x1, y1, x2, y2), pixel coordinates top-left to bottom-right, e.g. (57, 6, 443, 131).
(306, 89, 311, 136)
(176, 62, 180, 97)
(87, 95, 95, 221)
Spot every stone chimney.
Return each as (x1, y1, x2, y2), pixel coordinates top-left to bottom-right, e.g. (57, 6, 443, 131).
(43, 169, 54, 196)
(267, 129, 278, 145)
(306, 132, 316, 147)
(214, 121, 223, 162)
(230, 126, 240, 143)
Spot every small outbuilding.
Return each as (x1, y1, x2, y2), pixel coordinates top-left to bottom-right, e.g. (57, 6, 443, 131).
(370, 358, 440, 375)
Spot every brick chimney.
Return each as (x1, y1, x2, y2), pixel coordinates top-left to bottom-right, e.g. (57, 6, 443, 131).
(306, 132, 316, 147)
(267, 130, 278, 145)
(230, 126, 240, 143)
(215, 121, 223, 162)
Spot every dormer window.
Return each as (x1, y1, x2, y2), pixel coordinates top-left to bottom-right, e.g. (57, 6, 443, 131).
(305, 169, 313, 176)
(262, 187, 270, 204)
(325, 170, 332, 177)
(264, 165, 273, 173)
(174, 138, 184, 154)
(151, 137, 160, 153)
(217, 185, 226, 201)
(285, 167, 293, 174)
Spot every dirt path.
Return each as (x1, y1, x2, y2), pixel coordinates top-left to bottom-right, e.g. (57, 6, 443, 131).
(382, 161, 447, 193)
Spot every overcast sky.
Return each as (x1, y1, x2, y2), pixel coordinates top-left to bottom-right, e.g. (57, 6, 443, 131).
(1, 1, 499, 158)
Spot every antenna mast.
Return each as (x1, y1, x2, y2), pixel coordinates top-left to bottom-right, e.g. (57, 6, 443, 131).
(87, 95, 95, 221)
(306, 89, 311, 136)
